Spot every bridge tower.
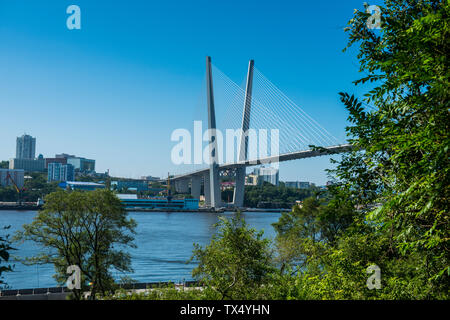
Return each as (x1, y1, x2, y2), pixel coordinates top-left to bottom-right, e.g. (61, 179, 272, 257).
(205, 56, 221, 208)
(233, 60, 254, 207)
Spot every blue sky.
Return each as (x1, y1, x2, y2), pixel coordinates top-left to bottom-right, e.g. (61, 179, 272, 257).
(0, 0, 376, 184)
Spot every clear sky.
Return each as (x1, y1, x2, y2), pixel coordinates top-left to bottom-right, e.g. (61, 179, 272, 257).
(0, 0, 376, 184)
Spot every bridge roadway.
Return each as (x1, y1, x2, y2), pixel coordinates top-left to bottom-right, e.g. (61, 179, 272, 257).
(170, 144, 353, 208)
(172, 144, 353, 181)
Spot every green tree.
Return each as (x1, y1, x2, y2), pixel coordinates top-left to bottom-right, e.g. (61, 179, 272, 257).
(15, 189, 137, 299)
(190, 213, 275, 299)
(273, 198, 322, 270)
(272, 196, 356, 273)
(290, 0, 450, 299)
(21, 172, 59, 202)
(0, 186, 19, 202)
(244, 182, 316, 208)
(272, 1, 449, 298)
(0, 226, 15, 288)
(336, 0, 449, 290)
(0, 161, 9, 169)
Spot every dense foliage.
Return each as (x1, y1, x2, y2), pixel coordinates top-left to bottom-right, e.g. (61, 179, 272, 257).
(243, 182, 317, 208)
(273, 0, 449, 299)
(111, 0, 448, 301)
(0, 226, 15, 288)
(5, 0, 448, 301)
(190, 213, 275, 299)
(15, 189, 137, 299)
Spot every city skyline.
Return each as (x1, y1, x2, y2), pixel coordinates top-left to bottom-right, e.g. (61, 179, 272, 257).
(0, 0, 373, 184)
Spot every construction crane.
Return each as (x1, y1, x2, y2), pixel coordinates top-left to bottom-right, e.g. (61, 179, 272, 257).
(5, 172, 22, 204)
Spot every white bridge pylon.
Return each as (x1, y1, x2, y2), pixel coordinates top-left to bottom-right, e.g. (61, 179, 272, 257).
(172, 57, 352, 209)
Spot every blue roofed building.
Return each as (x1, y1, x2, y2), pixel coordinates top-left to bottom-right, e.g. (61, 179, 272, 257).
(116, 194, 198, 210)
(58, 181, 105, 191)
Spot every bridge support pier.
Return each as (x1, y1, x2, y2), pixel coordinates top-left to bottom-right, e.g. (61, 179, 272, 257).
(233, 167, 246, 207)
(191, 175, 201, 199)
(233, 60, 254, 208)
(175, 179, 189, 194)
(203, 173, 211, 207)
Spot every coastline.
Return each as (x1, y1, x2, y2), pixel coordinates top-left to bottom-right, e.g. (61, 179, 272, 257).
(0, 205, 290, 213)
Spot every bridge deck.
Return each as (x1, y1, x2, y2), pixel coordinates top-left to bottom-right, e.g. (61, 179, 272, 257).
(172, 144, 353, 181)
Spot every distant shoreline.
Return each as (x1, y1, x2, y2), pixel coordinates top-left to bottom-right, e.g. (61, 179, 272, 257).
(0, 205, 289, 213)
(0, 204, 43, 211)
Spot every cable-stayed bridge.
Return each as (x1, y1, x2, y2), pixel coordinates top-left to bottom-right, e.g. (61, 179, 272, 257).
(171, 57, 352, 209)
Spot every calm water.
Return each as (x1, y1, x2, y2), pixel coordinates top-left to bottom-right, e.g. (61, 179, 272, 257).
(0, 210, 280, 289)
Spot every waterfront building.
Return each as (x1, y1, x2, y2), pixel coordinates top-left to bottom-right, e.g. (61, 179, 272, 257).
(48, 163, 74, 182)
(16, 134, 36, 159)
(0, 169, 25, 189)
(58, 181, 105, 191)
(253, 167, 279, 186)
(116, 194, 199, 210)
(111, 180, 149, 192)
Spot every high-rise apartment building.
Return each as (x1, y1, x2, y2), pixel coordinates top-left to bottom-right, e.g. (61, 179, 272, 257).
(60, 164, 75, 182)
(16, 134, 36, 159)
(253, 167, 279, 186)
(48, 163, 74, 182)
